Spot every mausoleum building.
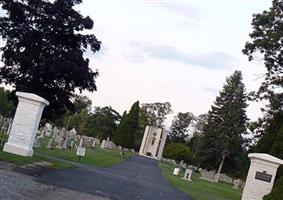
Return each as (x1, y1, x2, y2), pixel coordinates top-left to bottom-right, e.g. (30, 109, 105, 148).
(139, 126, 167, 160)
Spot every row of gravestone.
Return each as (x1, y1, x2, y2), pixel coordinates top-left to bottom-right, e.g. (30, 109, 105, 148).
(33, 123, 138, 154)
(171, 164, 244, 190)
(199, 169, 245, 190)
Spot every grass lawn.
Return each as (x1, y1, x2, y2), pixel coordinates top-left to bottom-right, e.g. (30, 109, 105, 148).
(35, 137, 133, 168)
(0, 150, 72, 169)
(159, 162, 242, 200)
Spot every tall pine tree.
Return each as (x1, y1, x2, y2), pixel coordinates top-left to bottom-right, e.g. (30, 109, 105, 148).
(197, 71, 248, 178)
(114, 101, 140, 151)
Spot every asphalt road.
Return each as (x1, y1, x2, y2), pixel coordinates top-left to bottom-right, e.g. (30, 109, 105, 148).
(38, 156, 192, 200)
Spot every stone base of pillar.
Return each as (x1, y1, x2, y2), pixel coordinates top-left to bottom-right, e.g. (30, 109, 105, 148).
(3, 143, 33, 157)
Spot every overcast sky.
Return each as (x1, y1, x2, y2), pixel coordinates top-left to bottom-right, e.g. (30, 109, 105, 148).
(1, 0, 272, 124)
(76, 0, 272, 123)
(76, 0, 271, 123)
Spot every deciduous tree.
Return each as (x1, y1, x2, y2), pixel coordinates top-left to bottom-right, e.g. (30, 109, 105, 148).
(0, 0, 101, 119)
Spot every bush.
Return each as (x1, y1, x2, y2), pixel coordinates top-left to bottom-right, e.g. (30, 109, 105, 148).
(263, 176, 283, 200)
(163, 143, 193, 164)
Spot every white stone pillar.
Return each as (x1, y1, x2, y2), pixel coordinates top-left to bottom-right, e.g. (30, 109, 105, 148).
(242, 153, 283, 200)
(3, 92, 49, 157)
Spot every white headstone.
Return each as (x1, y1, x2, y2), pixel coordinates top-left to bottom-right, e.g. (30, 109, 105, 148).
(3, 92, 49, 157)
(91, 140, 96, 148)
(173, 167, 180, 176)
(183, 168, 193, 181)
(242, 153, 283, 200)
(79, 138, 83, 147)
(47, 139, 53, 149)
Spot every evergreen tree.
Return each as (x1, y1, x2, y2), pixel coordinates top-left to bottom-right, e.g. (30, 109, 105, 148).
(169, 112, 195, 144)
(0, 87, 14, 117)
(114, 101, 140, 151)
(197, 71, 248, 178)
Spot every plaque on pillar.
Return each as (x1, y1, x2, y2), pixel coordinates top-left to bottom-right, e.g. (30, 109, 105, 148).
(3, 92, 49, 157)
(241, 153, 283, 200)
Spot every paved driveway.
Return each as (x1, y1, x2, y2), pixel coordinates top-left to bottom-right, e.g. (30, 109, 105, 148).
(38, 156, 192, 200)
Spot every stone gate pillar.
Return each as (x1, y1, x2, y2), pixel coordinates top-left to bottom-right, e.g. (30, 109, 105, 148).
(242, 153, 283, 200)
(3, 92, 49, 157)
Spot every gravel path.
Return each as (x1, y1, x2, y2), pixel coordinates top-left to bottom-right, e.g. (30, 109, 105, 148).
(38, 156, 192, 200)
(0, 169, 108, 200)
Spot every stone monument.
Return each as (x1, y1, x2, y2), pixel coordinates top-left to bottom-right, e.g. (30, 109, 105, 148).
(139, 126, 168, 160)
(183, 168, 193, 181)
(242, 153, 283, 200)
(173, 167, 180, 176)
(3, 92, 49, 157)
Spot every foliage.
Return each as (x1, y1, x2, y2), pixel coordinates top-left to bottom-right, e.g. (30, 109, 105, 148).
(263, 176, 283, 200)
(89, 106, 121, 140)
(189, 114, 208, 156)
(197, 71, 248, 175)
(0, 0, 101, 120)
(163, 143, 193, 164)
(73, 95, 92, 113)
(254, 114, 283, 158)
(140, 102, 172, 128)
(114, 101, 140, 149)
(243, 0, 283, 106)
(0, 87, 14, 117)
(169, 112, 195, 144)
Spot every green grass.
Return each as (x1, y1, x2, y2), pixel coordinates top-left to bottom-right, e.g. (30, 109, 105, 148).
(35, 137, 132, 168)
(159, 162, 242, 200)
(0, 150, 71, 169)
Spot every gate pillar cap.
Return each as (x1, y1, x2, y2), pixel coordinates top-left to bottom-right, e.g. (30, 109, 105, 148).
(16, 92, 49, 106)
(249, 153, 283, 165)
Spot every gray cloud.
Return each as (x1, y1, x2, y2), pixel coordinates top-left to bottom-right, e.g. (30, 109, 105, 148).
(129, 43, 237, 69)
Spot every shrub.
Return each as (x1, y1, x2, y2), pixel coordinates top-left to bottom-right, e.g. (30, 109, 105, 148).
(163, 143, 193, 164)
(263, 176, 283, 200)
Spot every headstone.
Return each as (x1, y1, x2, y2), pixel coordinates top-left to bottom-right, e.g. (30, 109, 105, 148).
(183, 168, 193, 181)
(233, 179, 243, 190)
(3, 92, 49, 157)
(70, 140, 74, 149)
(242, 153, 283, 200)
(47, 139, 54, 149)
(79, 138, 83, 147)
(44, 123, 52, 137)
(101, 140, 106, 149)
(33, 137, 41, 148)
(219, 173, 233, 184)
(199, 170, 216, 182)
(173, 167, 180, 176)
(66, 137, 72, 149)
(91, 140, 96, 148)
(56, 139, 63, 149)
(62, 139, 68, 149)
(52, 126, 58, 138)
(94, 138, 100, 145)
